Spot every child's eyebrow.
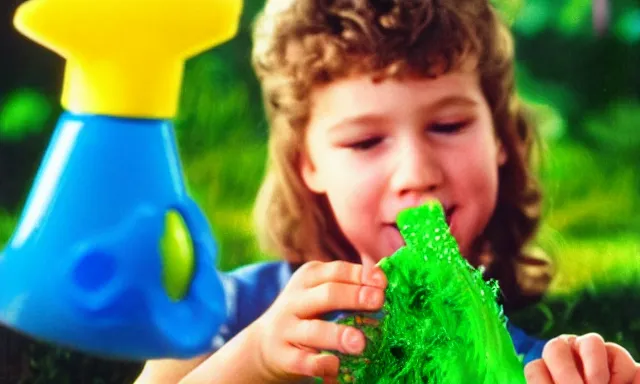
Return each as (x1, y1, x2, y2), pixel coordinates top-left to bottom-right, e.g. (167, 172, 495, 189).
(327, 114, 390, 135)
(426, 95, 479, 111)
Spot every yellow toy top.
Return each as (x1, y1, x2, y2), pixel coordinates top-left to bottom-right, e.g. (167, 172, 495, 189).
(13, 0, 243, 118)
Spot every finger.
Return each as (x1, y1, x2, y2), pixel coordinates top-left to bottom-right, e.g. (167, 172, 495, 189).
(524, 359, 554, 384)
(542, 336, 586, 384)
(572, 333, 610, 384)
(284, 347, 340, 379)
(560, 335, 587, 379)
(564, 334, 582, 372)
(292, 260, 387, 289)
(293, 282, 385, 318)
(319, 376, 338, 384)
(606, 342, 637, 384)
(633, 364, 640, 384)
(287, 319, 366, 355)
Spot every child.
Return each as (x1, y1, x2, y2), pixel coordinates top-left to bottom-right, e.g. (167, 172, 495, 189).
(137, 0, 640, 382)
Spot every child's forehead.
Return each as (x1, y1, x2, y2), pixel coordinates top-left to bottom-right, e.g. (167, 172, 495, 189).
(306, 69, 485, 130)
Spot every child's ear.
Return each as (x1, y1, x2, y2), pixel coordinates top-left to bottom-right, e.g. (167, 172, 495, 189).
(299, 151, 325, 193)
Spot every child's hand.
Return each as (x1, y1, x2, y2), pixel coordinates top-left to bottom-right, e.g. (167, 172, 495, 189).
(524, 333, 640, 383)
(249, 260, 387, 383)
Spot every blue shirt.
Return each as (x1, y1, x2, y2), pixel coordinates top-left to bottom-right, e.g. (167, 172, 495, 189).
(215, 261, 546, 365)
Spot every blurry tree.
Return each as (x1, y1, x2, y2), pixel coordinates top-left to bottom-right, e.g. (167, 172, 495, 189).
(514, 0, 640, 147)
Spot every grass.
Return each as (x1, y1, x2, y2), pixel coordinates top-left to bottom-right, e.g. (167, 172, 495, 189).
(509, 228, 640, 358)
(499, 139, 640, 358)
(183, 142, 274, 271)
(544, 234, 640, 297)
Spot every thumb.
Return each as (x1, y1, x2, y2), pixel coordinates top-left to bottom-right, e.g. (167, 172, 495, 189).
(359, 255, 387, 288)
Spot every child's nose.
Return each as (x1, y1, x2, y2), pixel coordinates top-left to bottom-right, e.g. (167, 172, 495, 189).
(389, 143, 444, 196)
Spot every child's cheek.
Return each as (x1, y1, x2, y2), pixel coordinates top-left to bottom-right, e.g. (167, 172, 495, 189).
(325, 163, 388, 254)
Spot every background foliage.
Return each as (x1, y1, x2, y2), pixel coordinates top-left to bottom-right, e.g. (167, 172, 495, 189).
(0, 0, 639, 382)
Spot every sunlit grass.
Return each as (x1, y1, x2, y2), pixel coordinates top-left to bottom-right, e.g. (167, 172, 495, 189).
(544, 234, 640, 297)
(510, 234, 640, 358)
(536, 140, 640, 295)
(184, 142, 266, 207)
(183, 143, 271, 270)
(507, 139, 640, 354)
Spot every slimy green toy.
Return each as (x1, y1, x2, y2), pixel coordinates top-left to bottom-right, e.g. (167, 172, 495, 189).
(330, 201, 526, 383)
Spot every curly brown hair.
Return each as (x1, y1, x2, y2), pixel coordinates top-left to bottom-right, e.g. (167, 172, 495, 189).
(251, 0, 552, 310)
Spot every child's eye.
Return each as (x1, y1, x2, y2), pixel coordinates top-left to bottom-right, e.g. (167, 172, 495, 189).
(430, 122, 468, 134)
(347, 137, 382, 151)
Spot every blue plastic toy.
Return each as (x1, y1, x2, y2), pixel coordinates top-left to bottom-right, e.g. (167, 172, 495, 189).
(0, 0, 243, 360)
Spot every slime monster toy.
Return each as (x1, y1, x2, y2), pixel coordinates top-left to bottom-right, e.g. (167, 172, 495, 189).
(329, 201, 527, 383)
(0, 0, 242, 360)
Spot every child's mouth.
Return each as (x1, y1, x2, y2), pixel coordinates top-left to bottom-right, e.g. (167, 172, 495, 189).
(387, 223, 405, 250)
(445, 206, 456, 227)
(391, 206, 456, 231)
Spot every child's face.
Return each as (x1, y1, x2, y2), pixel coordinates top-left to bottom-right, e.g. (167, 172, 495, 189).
(300, 67, 507, 268)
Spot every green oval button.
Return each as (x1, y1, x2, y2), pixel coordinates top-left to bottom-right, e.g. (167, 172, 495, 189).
(159, 210, 195, 301)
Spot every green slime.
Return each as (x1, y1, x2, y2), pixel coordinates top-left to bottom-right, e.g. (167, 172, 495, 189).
(332, 201, 526, 383)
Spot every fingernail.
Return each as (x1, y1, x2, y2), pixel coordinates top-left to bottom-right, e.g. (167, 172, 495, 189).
(369, 289, 383, 308)
(360, 287, 383, 308)
(370, 270, 386, 287)
(346, 330, 365, 353)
